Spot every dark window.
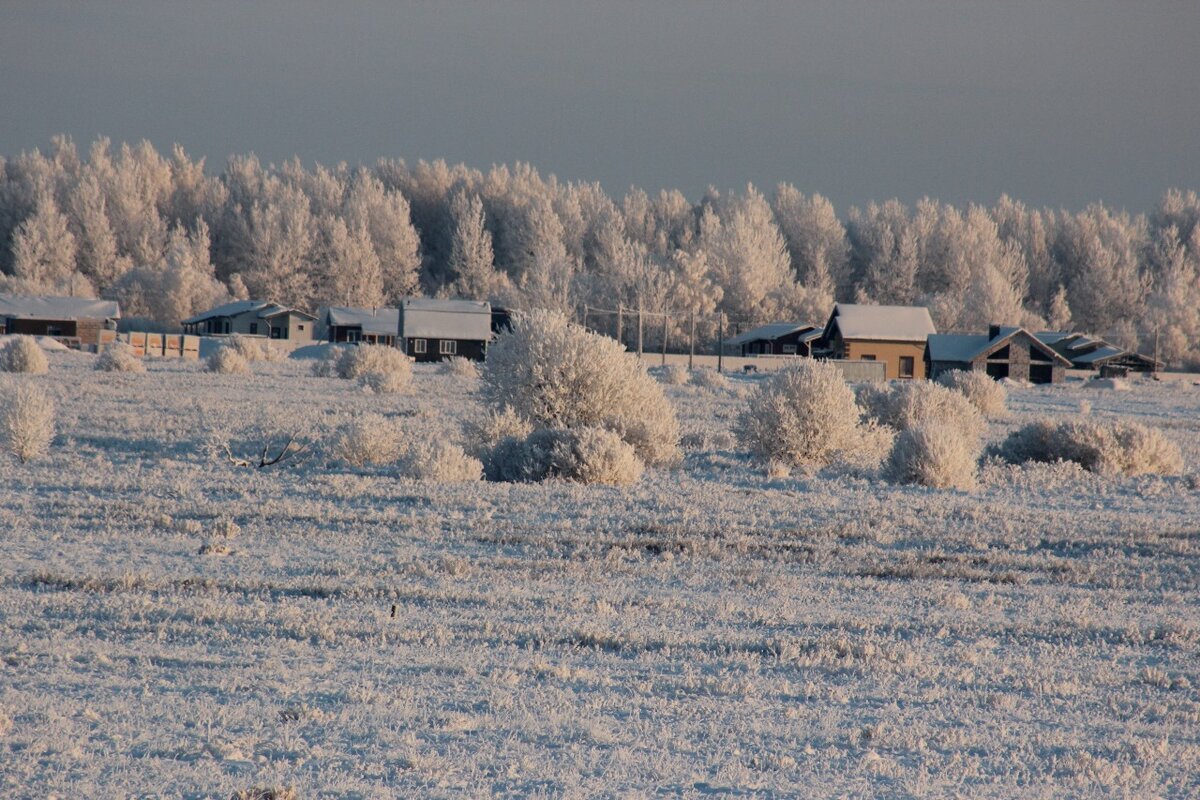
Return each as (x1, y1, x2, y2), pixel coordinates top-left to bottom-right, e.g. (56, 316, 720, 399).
(1030, 364, 1054, 384)
(439, 340, 457, 355)
(782, 344, 798, 354)
(899, 356, 915, 378)
(986, 362, 1009, 379)
(1030, 347, 1053, 362)
(860, 354, 876, 361)
(413, 338, 427, 354)
(298, 324, 305, 331)
(989, 345, 1010, 360)
(249, 323, 258, 335)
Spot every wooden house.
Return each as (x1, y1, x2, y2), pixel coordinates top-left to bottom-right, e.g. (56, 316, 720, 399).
(398, 298, 492, 362)
(927, 325, 1070, 384)
(319, 306, 399, 346)
(725, 323, 822, 357)
(182, 300, 316, 342)
(817, 303, 936, 380)
(1035, 332, 1162, 374)
(0, 294, 120, 350)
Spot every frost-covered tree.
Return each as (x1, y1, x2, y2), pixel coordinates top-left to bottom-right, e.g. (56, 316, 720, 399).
(1053, 204, 1148, 339)
(10, 192, 77, 291)
(773, 185, 846, 317)
(343, 169, 421, 302)
(446, 192, 503, 300)
(109, 220, 226, 327)
(846, 199, 919, 306)
(701, 185, 797, 321)
(316, 215, 384, 309)
(1142, 225, 1200, 367)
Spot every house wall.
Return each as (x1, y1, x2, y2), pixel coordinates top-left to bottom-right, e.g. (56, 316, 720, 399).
(405, 337, 487, 362)
(842, 339, 927, 380)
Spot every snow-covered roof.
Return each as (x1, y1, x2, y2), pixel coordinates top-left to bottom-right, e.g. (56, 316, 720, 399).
(399, 298, 491, 340)
(0, 294, 120, 321)
(726, 322, 818, 347)
(324, 306, 400, 336)
(827, 303, 936, 342)
(929, 326, 1072, 366)
(1072, 345, 1126, 365)
(182, 300, 314, 324)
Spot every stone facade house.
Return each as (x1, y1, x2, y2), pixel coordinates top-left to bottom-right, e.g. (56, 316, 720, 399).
(927, 325, 1070, 384)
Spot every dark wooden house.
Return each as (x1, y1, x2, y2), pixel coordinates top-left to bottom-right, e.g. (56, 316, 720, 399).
(1035, 332, 1162, 374)
(398, 298, 492, 362)
(182, 300, 316, 341)
(725, 323, 822, 357)
(0, 294, 120, 350)
(320, 306, 399, 346)
(927, 325, 1070, 384)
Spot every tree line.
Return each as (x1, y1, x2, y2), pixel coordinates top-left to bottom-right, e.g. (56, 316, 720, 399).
(2, 136, 1198, 366)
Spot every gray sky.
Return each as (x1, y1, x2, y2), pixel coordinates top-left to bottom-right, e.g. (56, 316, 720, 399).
(2, 1, 1198, 212)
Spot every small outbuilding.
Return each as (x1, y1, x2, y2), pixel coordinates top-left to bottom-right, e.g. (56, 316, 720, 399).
(725, 322, 822, 357)
(398, 298, 492, 362)
(319, 306, 399, 346)
(182, 300, 316, 342)
(0, 294, 120, 350)
(1035, 332, 1162, 374)
(927, 325, 1070, 384)
(817, 303, 936, 380)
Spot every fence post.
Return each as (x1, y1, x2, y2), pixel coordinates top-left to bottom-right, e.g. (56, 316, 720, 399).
(688, 311, 695, 370)
(637, 301, 643, 358)
(717, 311, 724, 373)
(582, 304, 589, 332)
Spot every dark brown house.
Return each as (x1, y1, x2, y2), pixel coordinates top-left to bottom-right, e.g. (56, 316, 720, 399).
(725, 323, 822, 357)
(0, 294, 120, 350)
(927, 325, 1070, 384)
(1035, 332, 1162, 374)
(398, 298, 492, 362)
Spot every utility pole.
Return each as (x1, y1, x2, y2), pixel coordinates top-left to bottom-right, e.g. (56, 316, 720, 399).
(616, 305, 623, 349)
(637, 300, 644, 359)
(1154, 325, 1161, 379)
(582, 304, 589, 332)
(717, 311, 724, 373)
(661, 313, 669, 366)
(688, 310, 695, 370)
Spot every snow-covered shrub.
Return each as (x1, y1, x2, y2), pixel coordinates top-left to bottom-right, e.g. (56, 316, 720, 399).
(442, 356, 480, 379)
(333, 414, 404, 466)
(357, 368, 409, 394)
(482, 310, 679, 465)
(659, 364, 689, 385)
(225, 335, 283, 362)
(95, 342, 145, 373)
(310, 352, 340, 377)
(206, 346, 250, 375)
(1, 379, 55, 463)
(998, 418, 1183, 476)
(0, 336, 48, 374)
(886, 423, 981, 490)
(400, 440, 482, 482)
(735, 360, 868, 471)
(680, 429, 738, 452)
(465, 407, 534, 459)
(690, 367, 729, 392)
(857, 380, 984, 438)
(485, 427, 643, 485)
(836, 419, 898, 472)
(936, 369, 1007, 418)
(337, 344, 412, 388)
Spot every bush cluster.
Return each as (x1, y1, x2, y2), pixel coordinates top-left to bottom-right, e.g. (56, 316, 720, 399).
(96, 343, 145, 373)
(935, 369, 1007, 418)
(206, 346, 250, 375)
(485, 427, 642, 485)
(999, 418, 1183, 476)
(1, 379, 55, 463)
(441, 356, 480, 379)
(0, 336, 48, 375)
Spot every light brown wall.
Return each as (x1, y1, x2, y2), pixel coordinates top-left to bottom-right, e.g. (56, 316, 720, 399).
(843, 339, 928, 380)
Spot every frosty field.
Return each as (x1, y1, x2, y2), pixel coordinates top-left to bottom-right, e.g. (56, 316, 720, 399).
(3, 351, 1199, 798)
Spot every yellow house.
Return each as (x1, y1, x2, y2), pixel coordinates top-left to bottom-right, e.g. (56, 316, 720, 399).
(819, 303, 936, 380)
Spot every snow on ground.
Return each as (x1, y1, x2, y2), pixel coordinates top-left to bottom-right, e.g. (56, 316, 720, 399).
(2, 352, 1199, 797)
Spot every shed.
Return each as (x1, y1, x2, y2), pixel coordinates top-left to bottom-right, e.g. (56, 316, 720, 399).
(398, 298, 492, 362)
(725, 322, 821, 357)
(927, 325, 1070, 384)
(817, 303, 936, 380)
(1034, 332, 1162, 373)
(182, 300, 316, 342)
(0, 294, 120, 350)
(320, 306, 400, 346)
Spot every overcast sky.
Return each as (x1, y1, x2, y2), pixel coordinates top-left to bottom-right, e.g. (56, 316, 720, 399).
(2, 1, 1197, 212)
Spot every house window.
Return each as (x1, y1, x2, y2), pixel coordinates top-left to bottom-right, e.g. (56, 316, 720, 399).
(412, 338, 427, 354)
(249, 323, 258, 335)
(860, 354, 876, 361)
(899, 356, 915, 378)
(270, 327, 282, 339)
(346, 329, 360, 343)
(298, 324, 305, 332)
(782, 344, 798, 355)
(439, 340, 457, 356)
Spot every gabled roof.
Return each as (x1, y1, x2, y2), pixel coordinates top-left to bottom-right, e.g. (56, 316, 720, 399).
(824, 303, 936, 342)
(182, 300, 314, 325)
(0, 294, 120, 321)
(929, 326, 1071, 366)
(399, 297, 492, 340)
(324, 306, 400, 336)
(1035, 330, 1161, 369)
(726, 322, 819, 347)
(401, 298, 490, 314)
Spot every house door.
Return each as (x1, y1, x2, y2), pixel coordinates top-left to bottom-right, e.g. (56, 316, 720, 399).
(1029, 364, 1054, 384)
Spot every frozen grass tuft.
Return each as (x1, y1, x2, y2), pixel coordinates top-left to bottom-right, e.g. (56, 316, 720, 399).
(857, 380, 984, 438)
(400, 440, 483, 482)
(95, 342, 145, 373)
(206, 346, 250, 375)
(936, 369, 1007, 418)
(659, 363, 689, 385)
(485, 426, 643, 485)
(333, 414, 404, 466)
(1, 378, 55, 463)
(336, 344, 412, 381)
(482, 310, 679, 466)
(226, 335, 284, 362)
(0, 336, 48, 374)
(690, 367, 729, 392)
(998, 418, 1184, 476)
(357, 367, 409, 394)
(886, 423, 981, 490)
(441, 356, 480, 379)
(465, 407, 534, 459)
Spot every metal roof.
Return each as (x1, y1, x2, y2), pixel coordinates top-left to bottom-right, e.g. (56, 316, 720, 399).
(324, 306, 400, 336)
(399, 298, 492, 340)
(826, 303, 936, 342)
(929, 326, 1072, 366)
(182, 300, 315, 324)
(726, 322, 819, 347)
(0, 294, 120, 321)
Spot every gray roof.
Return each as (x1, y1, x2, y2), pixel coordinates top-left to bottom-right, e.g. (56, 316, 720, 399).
(324, 306, 400, 336)
(182, 300, 314, 325)
(930, 326, 1072, 366)
(827, 303, 936, 342)
(726, 322, 819, 347)
(0, 294, 120, 321)
(1072, 345, 1125, 365)
(399, 298, 491, 340)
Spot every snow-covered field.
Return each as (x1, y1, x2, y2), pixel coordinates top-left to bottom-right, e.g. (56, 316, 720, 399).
(3, 351, 1199, 798)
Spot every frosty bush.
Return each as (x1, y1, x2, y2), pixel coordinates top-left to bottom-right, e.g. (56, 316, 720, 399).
(337, 344, 412, 389)
(735, 360, 868, 471)
(95, 342, 145, 373)
(936, 369, 1007, 418)
(400, 440, 483, 482)
(886, 423, 981, 490)
(690, 367, 729, 392)
(0, 336, 48, 374)
(482, 310, 679, 465)
(465, 407, 534, 459)
(1, 380, 55, 463)
(485, 426, 643, 485)
(226, 335, 283, 362)
(442, 356, 480, 379)
(358, 368, 409, 394)
(659, 364, 689, 385)
(836, 419, 898, 472)
(310, 351, 340, 377)
(998, 418, 1183, 476)
(333, 414, 404, 466)
(206, 346, 250, 375)
(857, 380, 984, 438)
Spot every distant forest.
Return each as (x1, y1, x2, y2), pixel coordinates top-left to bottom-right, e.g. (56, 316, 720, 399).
(2, 136, 1198, 365)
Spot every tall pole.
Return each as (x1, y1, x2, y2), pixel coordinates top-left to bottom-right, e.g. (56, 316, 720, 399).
(688, 310, 695, 370)
(717, 311, 724, 374)
(582, 304, 589, 332)
(637, 300, 644, 359)
(1155, 325, 1161, 378)
(661, 312, 669, 366)
(616, 305, 623, 349)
